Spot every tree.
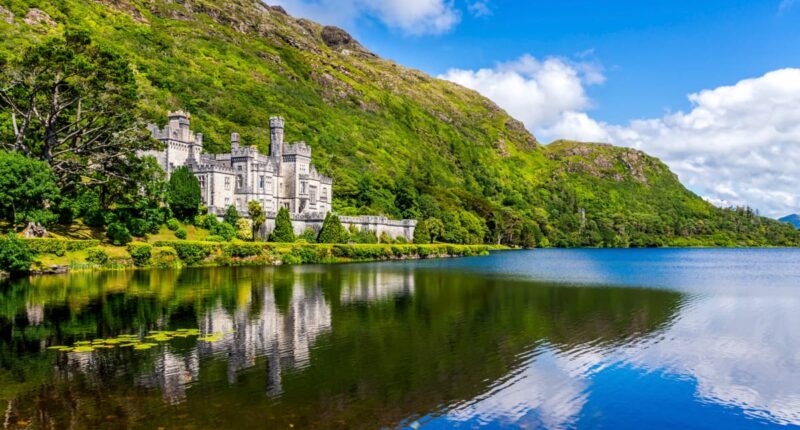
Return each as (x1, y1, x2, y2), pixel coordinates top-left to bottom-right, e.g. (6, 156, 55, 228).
(425, 218, 445, 244)
(248, 200, 266, 241)
(318, 213, 347, 243)
(223, 205, 240, 226)
(0, 234, 33, 274)
(167, 166, 201, 221)
(0, 27, 153, 191)
(269, 207, 294, 242)
(413, 220, 431, 244)
(0, 151, 59, 226)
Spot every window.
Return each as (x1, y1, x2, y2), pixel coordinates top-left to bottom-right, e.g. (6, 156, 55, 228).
(199, 176, 206, 189)
(224, 177, 231, 190)
(259, 175, 265, 189)
(310, 186, 317, 203)
(301, 181, 307, 194)
(299, 164, 307, 173)
(236, 175, 243, 188)
(225, 197, 230, 206)
(321, 187, 328, 202)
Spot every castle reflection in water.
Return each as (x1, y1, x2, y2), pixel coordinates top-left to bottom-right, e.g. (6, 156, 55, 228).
(52, 267, 417, 405)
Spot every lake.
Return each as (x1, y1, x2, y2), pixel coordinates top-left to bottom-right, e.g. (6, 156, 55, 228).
(1, 249, 800, 429)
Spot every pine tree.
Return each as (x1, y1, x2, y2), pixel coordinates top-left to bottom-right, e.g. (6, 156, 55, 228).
(269, 207, 294, 242)
(318, 213, 347, 243)
(167, 166, 201, 221)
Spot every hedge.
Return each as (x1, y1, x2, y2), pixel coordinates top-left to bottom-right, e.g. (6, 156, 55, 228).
(22, 239, 101, 256)
(127, 243, 153, 267)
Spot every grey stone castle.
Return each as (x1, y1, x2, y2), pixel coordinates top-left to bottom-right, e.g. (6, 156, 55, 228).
(143, 112, 416, 240)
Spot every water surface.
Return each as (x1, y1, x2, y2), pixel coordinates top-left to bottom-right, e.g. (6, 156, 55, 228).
(1, 249, 799, 429)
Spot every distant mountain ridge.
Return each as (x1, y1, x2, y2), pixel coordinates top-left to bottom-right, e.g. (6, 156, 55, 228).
(779, 214, 800, 229)
(0, 0, 798, 246)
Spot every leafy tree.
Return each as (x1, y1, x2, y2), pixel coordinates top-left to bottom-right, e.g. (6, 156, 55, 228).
(223, 205, 240, 226)
(413, 220, 431, 244)
(269, 207, 294, 242)
(235, 218, 251, 241)
(167, 166, 201, 221)
(106, 222, 132, 245)
(0, 234, 33, 274)
(0, 27, 153, 190)
(0, 151, 59, 226)
(318, 213, 348, 243)
(425, 218, 445, 244)
(248, 201, 266, 241)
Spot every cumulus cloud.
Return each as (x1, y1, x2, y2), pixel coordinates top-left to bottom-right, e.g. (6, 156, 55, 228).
(441, 55, 800, 217)
(439, 55, 604, 134)
(269, 0, 460, 35)
(467, 1, 492, 17)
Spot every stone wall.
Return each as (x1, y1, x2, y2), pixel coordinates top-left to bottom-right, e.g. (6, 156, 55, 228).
(260, 213, 417, 242)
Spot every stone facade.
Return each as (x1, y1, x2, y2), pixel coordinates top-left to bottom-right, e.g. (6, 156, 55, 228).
(143, 111, 416, 240)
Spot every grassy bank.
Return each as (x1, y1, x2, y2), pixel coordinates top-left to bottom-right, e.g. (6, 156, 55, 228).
(23, 238, 492, 273)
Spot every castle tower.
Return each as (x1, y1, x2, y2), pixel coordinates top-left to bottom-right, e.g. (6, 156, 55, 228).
(168, 111, 192, 142)
(269, 117, 285, 159)
(231, 132, 240, 151)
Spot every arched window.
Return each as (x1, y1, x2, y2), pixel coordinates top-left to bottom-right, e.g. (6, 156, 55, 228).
(236, 175, 243, 188)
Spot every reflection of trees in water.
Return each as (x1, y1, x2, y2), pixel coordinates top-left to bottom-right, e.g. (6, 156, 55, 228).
(0, 266, 682, 429)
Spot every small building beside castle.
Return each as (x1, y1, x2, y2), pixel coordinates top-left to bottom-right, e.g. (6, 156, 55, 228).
(142, 112, 416, 240)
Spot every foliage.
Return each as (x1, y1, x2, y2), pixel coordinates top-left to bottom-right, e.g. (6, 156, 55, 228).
(248, 200, 266, 241)
(0, 27, 152, 191)
(22, 238, 100, 254)
(350, 227, 378, 244)
(212, 222, 235, 241)
(235, 218, 251, 241)
(107, 222, 132, 246)
(166, 218, 181, 231)
(425, 218, 445, 243)
(152, 246, 179, 268)
(174, 227, 187, 240)
(269, 207, 294, 243)
(0, 234, 33, 273)
(167, 166, 201, 221)
(379, 232, 394, 244)
(85, 247, 109, 265)
(413, 221, 431, 244)
(0, 151, 60, 226)
(223, 205, 240, 226)
(318, 213, 348, 244)
(299, 227, 318, 243)
(127, 243, 152, 267)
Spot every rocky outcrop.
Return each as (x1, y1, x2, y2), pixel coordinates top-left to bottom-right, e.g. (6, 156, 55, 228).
(23, 8, 56, 27)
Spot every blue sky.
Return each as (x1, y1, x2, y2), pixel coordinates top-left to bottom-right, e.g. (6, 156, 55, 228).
(272, 0, 800, 217)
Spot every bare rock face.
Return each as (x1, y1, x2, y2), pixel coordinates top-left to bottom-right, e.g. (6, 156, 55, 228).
(321, 26, 353, 48)
(0, 5, 14, 24)
(22, 222, 49, 238)
(23, 8, 56, 27)
(269, 5, 287, 15)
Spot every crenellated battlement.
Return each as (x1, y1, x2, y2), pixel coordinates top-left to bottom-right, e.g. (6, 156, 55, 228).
(283, 141, 312, 157)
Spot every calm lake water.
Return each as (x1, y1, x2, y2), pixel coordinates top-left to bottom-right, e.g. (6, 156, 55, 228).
(2, 249, 800, 429)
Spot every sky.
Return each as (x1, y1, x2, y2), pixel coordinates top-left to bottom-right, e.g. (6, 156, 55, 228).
(270, 0, 800, 218)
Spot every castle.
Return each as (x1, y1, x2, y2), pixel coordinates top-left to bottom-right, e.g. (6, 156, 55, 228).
(143, 112, 416, 240)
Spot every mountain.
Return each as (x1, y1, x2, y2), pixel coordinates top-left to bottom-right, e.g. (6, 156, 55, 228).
(1, 0, 798, 247)
(780, 214, 800, 229)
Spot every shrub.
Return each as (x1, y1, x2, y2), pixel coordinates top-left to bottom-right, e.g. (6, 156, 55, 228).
(299, 227, 317, 243)
(204, 235, 225, 242)
(166, 218, 181, 231)
(22, 239, 101, 254)
(270, 207, 295, 242)
(0, 235, 33, 274)
(379, 232, 394, 244)
(318, 213, 347, 243)
(225, 243, 266, 258)
(175, 228, 187, 240)
(413, 221, 431, 244)
(86, 247, 109, 265)
(107, 222, 132, 246)
(395, 236, 408, 244)
(212, 222, 236, 241)
(248, 201, 266, 240)
(127, 243, 152, 267)
(169, 242, 212, 265)
(235, 218, 251, 241)
(127, 218, 149, 238)
(152, 247, 179, 268)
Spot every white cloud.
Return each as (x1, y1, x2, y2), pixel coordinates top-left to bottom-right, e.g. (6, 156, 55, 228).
(467, 1, 492, 17)
(269, 0, 460, 35)
(439, 55, 603, 134)
(441, 55, 800, 217)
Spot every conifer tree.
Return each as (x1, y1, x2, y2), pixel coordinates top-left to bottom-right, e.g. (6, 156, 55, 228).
(269, 207, 294, 242)
(167, 166, 201, 221)
(223, 205, 240, 226)
(413, 220, 431, 244)
(318, 213, 347, 243)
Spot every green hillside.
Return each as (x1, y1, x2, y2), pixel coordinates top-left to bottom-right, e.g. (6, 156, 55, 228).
(1, 0, 797, 247)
